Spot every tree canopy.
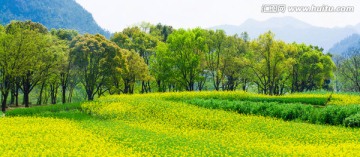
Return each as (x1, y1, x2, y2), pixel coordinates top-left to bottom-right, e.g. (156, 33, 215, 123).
(0, 21, 343, 113)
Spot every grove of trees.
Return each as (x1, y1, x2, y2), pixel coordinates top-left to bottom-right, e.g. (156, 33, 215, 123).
(335, 47, 360, 92)
(2, 20, 356, 114)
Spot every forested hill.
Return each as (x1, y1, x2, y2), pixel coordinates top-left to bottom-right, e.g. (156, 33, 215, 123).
(328, 34, 360, 55)
(0, 0, 110, 38)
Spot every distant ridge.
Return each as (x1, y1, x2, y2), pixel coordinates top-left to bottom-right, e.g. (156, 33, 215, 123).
(211, 16, 360, 51)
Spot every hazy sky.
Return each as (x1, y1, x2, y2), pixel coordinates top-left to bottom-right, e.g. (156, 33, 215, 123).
(75, 0, 360, 32)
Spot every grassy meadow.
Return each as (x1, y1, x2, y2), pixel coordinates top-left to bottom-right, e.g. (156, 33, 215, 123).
(2, 91, 360, 156)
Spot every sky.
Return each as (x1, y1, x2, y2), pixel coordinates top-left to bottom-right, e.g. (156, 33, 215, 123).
(75, 0, 360, 33)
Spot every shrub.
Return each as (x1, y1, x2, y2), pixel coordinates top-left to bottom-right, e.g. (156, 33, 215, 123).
(344, 113, 360, 127)
(179, 98, 360, 127)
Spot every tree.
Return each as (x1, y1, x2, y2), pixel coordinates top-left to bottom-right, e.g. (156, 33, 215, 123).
(166, 28, 207, 91)
(250, 31, 292, 95)
(111, 26, 158, 93)
(338, 48, 360, 92)
(149, 24, 175, 92)
(1, 21, 56, 108)
(0, 24, 9, 112)
(205, 30, 226, 91)
(118, 50, 151, 94)
(290, 44, 336, 92)
(221, 34, 250, 91)
(70, 34, 120, 101)
(150, 23, 174, 42)
(150, 42, 175, 92)
(47, 36, 69, 104)
(51, 29, 78, 104)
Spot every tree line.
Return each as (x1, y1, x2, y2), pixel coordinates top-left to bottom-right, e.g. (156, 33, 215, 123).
(2, 20, 355, 113)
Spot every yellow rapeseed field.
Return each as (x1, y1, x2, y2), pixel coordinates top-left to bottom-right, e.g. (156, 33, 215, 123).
(330, 94, 360, 105)
(2, 91, 360, 156)
(0, 117, 136, 157)
(81, 92, 360, 156)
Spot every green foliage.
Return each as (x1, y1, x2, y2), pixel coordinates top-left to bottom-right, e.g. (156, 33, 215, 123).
(337, 48, 360, 92)
(70, 34, 121, 100)
(150, 42, 174, 92)
(118, 49, 152, 94)
(344, 113, 360, 127)
(179, 98, 360, 127)
(111, 26, 157, 93)
(7, 103, 81, 117)
(164, 28, 208, 91)
(164, 91, 329, 106)
(249, 33, 336, 94)
(111, 26, 158, 63)
(51, 29, 79, 41)
(0, 21, 62, 109)
(0, 19, 342, 116)
(150, 23, 174, 42)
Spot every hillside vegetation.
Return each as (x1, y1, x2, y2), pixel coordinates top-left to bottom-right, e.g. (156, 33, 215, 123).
(0, 0, 110, 37)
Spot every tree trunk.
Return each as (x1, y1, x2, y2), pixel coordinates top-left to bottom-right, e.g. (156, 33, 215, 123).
(147, 81, 151, 93)
(141, 81, 145, 93)
(10, 86, 15, 105)
(22, 75, 32, 107)
(124, 82, 129, 94)
(1, 92, 9, 113)
(157, 80, 162, 92)
(86, 89, 94, 101)
(15, 87, 19, 107)
(68, 87, 74, 103)
(50, 84, 58, 104)
(242, 79, 248, 91)
(37, 81, 46, 105)
(60, 72, 68, 104)
(62, 85, 66, 104)
(130, 84, 134, 94)
(24, 91, 30, 108)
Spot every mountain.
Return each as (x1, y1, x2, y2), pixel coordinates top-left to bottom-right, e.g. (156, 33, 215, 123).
(211, 17, 359, 51)
(328, 34, 360, 55)
(356, 23, 360, 32)
(0, 0, 110, 38)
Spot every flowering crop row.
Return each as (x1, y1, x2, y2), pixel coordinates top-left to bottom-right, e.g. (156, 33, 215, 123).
(80, 92, 360, 156)
(0, 117, 136, 156)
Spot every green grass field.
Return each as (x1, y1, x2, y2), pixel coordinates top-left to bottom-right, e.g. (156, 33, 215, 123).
(2, 91, 360, 156)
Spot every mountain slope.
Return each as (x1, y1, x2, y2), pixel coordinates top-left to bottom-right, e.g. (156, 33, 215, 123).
(328, 34, 360, 55)
(211, 17, 359, 51)
(0, 0, 110, 37)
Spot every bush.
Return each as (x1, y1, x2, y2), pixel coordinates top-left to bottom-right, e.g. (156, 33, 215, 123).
(178, 98, 360, 127)
(344, 114, 360, 127)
